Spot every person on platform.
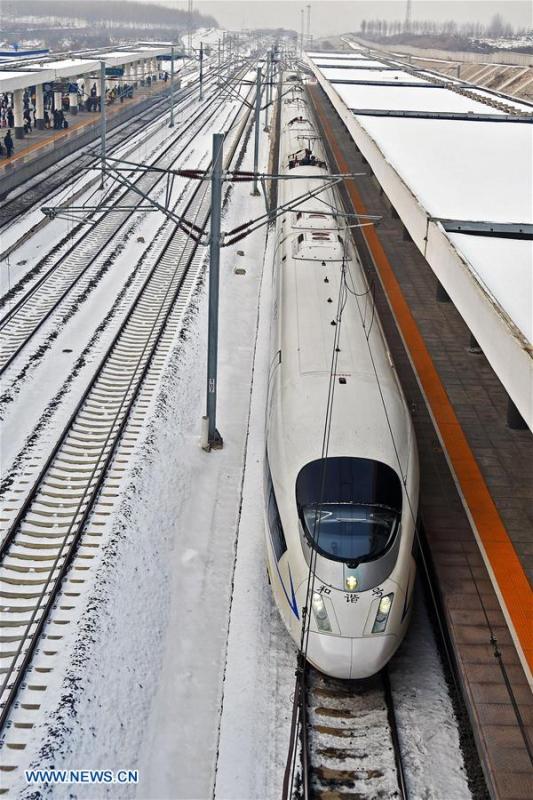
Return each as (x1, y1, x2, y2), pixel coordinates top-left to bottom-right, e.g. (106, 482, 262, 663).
(7, 107, 14, 128)
(4, 129, 14, 157)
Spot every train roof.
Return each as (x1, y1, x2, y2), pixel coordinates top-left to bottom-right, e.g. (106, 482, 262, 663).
(268, 83, 416, 489)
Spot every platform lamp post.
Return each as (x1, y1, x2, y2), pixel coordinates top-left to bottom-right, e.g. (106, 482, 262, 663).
(203, 132, 224, 450)
(100, 60, 106, 189)
(169, 45, 175, 127)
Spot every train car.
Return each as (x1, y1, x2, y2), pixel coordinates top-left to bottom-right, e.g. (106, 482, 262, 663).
(264, 79, 419, 680)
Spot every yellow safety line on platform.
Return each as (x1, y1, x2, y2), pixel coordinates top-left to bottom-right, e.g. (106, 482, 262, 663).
(0, 87, 165, 173)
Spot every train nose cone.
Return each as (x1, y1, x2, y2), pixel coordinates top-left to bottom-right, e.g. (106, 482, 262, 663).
(305, 631, 399, 680)
(349, 634, 398, 680)
(306, 631, 353, 679)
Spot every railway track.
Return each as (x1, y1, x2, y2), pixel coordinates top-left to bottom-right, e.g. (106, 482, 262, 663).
(285, 665, 407, 800)
(0, 66, 248, 378)
(0, 65, 257, 791)
(0, 61, 222, 230)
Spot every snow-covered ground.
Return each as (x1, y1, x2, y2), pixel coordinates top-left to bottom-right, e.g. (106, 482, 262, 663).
(472, 34, 533, 51)
(184, 28, 226, 52)
(0, 96, 236, 518)
(3, 79, 473, 800)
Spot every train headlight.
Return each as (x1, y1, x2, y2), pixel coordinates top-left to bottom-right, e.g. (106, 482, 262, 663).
(345, 575, 358, 592)
(312, 592, 332, 632)
(372, 593, 394, 634)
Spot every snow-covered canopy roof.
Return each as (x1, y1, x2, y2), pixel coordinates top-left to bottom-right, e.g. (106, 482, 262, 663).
(306, 48, 533, 428)
(0, 45, 173, 92)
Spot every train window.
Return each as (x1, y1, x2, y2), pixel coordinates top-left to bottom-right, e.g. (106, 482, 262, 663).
(297, 233, 304, 244)
(295, 457, 402, 565)
(264, 458, 287, 561)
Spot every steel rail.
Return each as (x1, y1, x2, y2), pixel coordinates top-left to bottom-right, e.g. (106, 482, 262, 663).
(0, 65, 257, 743)
(280, 73, 408, 800)
(284, 664, 409, 800)
(0, 84, 179, 226)
(0, 59, 236, 228)
(0, 69, 247, 377)
(383, 667, 409, 800)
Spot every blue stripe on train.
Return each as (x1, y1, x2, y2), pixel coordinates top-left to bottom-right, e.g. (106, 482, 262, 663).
(268, 535, 299, 620)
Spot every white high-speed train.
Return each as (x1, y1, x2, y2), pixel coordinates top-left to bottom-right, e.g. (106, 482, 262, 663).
(264, 79, 419, 679)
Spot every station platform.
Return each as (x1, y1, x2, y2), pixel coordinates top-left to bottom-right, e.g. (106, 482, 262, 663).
(0, 80, 174, 196)
(307, 81, 533, 800)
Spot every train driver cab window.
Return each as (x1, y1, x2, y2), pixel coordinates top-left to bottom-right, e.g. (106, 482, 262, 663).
(295, 457, 402, 565)
(265, 458, 287, 560)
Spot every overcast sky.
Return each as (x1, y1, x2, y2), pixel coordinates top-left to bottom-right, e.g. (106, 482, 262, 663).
(21, 0, 533, 36)
(187, 1, 532, 35)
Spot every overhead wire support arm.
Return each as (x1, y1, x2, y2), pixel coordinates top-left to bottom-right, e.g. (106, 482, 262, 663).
(223, 181, 346, 237)
(216, 74, 255, 108)
(42, 165, 206, 243)
(94, 152, 209, 179)
(222, 180, 380, 247)
(100, 167, 206, 240)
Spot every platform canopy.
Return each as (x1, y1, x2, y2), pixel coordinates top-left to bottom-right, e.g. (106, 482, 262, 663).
(0, 44, 174, 94)
(306, 48, 533, 429)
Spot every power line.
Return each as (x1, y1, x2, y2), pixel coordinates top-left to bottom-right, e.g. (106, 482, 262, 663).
(405, 0, 412, 33)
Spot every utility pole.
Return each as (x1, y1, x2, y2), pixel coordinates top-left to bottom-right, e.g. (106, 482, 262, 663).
(306, 4, 311, 48)
(405, 0, 412, 32)
(169, 45, 175, 127)
(187, 0, 193, 53)
(252, 66, 261, 196)
(100, 60, 106, 189)
(300, 8, 304, 56)
(266, 52, 270, 104)
(263, 52, 270, 131)
(204, 133, 224, 450)
(199, 41, 204, 99)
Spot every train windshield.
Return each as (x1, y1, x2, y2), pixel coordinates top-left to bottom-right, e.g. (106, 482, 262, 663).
(301, 503, 398, 562)
(296, 457, 402, 564)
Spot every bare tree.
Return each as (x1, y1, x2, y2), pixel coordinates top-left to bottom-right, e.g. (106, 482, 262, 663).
(488, 13, 506, 37)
